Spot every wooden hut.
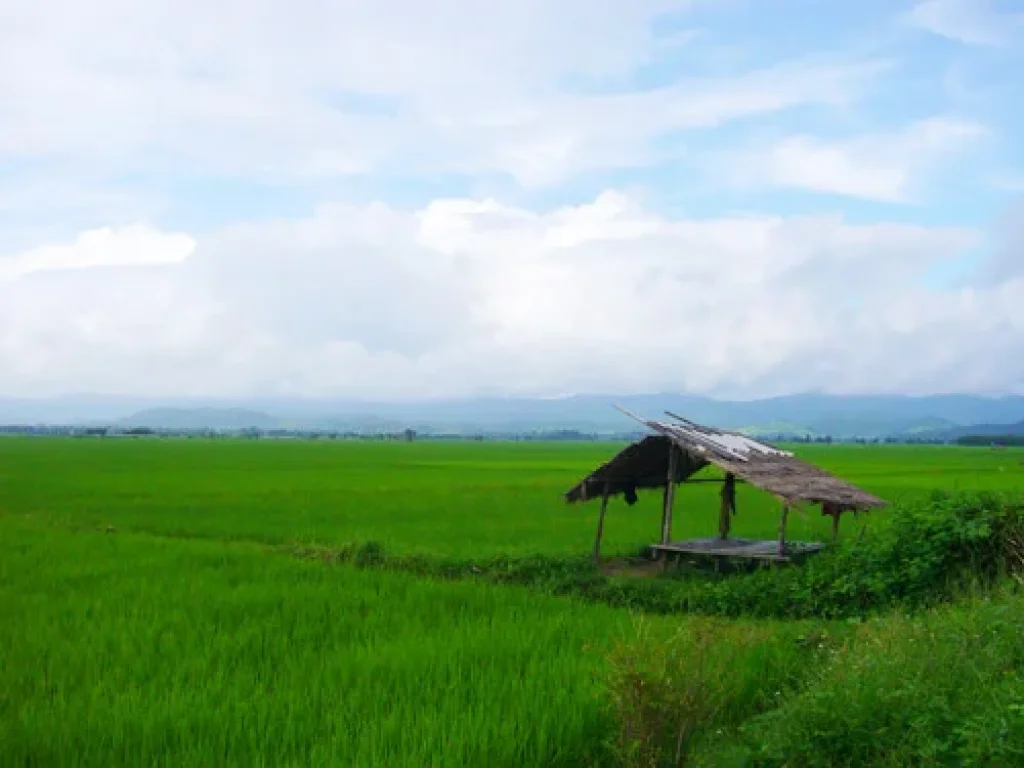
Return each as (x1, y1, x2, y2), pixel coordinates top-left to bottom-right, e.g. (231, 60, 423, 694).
(565, 408, 887, 563)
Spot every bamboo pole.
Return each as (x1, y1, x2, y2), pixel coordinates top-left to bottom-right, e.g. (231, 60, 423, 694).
(593, 485, 610, 562)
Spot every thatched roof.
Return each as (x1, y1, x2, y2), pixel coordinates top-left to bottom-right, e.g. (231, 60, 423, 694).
(565, 412, 886, 511)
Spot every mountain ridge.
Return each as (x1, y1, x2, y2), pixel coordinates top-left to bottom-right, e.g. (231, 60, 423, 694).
(4, 393, 1024, 438)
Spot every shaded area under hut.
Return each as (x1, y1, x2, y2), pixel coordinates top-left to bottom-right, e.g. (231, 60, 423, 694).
(565, 408, 887, 564)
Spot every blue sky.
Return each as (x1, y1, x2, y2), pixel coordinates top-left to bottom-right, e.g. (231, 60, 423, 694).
(0, 0, 1022, 399)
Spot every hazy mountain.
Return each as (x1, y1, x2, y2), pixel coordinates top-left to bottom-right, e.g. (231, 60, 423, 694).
(119, 408, 280, 430)
(3, 393, 1024, 438)
(912, 420, 1024, 442)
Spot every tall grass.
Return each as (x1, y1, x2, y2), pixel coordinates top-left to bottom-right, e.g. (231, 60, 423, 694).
(1, 517, 637, 767)
(603, 616, 837, 766)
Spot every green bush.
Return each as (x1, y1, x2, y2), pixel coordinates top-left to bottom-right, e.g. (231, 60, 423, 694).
(603, 586, 1024, 768)
(694, 586, 1024, 767)
(713, 489, 1024, 619)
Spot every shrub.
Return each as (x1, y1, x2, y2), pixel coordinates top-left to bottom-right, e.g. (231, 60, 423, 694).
(696, 586, 1024, 767)
(647, 490, 1024, 620)
(603, 617, 834, 767)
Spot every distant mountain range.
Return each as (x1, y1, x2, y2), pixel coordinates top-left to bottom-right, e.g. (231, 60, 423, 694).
(911, 420, 1024, 442)
(4, 392, 1024, 439)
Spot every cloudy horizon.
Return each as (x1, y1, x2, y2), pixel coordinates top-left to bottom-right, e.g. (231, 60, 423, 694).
(2, 0, 1023, 400)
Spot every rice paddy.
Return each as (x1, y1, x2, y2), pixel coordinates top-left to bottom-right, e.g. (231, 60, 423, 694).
(2, 437, 1023, 765)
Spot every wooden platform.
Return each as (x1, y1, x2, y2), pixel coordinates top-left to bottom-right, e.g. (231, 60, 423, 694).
(649, 537, 826, 563)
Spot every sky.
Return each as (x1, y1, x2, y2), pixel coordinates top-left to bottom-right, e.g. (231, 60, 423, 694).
(1, 0, 1023, 401)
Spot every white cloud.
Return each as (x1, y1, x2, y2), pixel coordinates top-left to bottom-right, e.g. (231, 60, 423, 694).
(0, 2, 1017, 400)
(4, 191, 1022, 399)
(0, 0, 887, 188)
(908, 0, 1024, 46)
(979, 201, 1024, 286)
(0, 226, 195, 281)
(719, 117, 987, 202)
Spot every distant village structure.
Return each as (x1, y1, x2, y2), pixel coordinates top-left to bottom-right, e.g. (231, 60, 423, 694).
(565, 408, 887, 563)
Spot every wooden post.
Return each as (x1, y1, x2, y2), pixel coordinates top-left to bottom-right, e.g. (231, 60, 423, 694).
(718, 473, 736, 540)
(593, 485, 610, 563)
(660, 445, 678, 545)
(777, 502, 790, 557)
(823, 502, 843, 542)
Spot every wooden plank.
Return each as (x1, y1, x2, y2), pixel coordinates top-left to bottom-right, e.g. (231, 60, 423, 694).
(650, 537, 825, 563)
(653, 547, 789, 563)
(593, 486, 610, 562)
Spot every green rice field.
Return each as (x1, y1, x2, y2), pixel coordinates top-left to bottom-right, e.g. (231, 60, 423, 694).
(2, 438, 1023, 766)
(3, 439, 1021, 557)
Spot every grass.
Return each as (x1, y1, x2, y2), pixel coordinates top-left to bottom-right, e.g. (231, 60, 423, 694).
(3, 437, 1024, 766)
(1, 516, 629, 767)
(2, 438, 1022, 557)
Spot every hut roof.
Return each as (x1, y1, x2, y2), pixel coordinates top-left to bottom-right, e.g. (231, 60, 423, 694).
(565, 411, 886, 510)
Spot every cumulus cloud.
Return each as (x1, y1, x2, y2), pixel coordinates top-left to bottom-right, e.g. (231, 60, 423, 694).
(1, 1, 1019, 400)
(3, 192, 1022, 399)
